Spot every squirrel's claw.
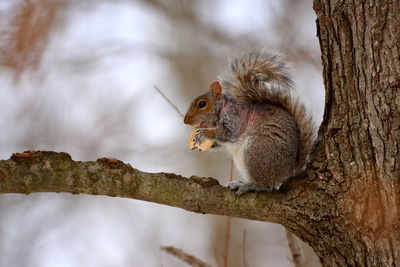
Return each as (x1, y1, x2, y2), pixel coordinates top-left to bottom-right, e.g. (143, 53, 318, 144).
(193, 129, 206, 146)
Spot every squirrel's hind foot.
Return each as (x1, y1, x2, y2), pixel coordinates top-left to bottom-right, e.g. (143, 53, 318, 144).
(227, 181, 279, 196)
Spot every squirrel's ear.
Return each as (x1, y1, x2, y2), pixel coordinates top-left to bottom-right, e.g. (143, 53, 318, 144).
(210, 81, 222, 100)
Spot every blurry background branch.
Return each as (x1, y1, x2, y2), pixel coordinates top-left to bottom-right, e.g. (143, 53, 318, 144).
(161, 246, 212, 267)
(1, 0, 63, 79)
(285, 229, 320, 267)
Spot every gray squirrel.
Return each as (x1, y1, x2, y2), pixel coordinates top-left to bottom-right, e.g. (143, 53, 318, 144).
(184, 49, 316, 195)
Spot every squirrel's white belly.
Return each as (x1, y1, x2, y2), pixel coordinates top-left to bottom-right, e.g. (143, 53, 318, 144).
(223, 137, 252, 183)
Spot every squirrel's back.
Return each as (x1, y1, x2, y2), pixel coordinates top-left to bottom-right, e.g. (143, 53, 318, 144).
(219, 49, 316, 176)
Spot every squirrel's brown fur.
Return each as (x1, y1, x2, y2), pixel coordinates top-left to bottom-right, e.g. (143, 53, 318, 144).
(220, 50, 315, 177)
(184, 49, 316, 195)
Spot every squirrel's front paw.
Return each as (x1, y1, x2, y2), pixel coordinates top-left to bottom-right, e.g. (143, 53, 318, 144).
(188, 127, 215, 151)
(193, 128, 206, 146)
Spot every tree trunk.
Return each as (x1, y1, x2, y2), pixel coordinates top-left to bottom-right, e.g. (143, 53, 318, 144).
(0, 1, 399, 266)
(310, 0, 400, 265)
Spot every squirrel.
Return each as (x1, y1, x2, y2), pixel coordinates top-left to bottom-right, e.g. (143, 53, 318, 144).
(184, 49, 316, 195)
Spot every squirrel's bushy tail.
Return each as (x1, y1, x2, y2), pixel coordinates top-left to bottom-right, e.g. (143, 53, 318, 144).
(220, 49, 316, 174)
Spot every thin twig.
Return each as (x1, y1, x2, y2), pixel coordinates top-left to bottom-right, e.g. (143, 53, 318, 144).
(222, 159, 234, 267)
(153, 85, 185, 118)
(229, 159, 234, 183)
(242, 230, 248, 267)
(285, 228, 304, 267)
(161, 246, 212, 267)
(223, 217, 231, 267)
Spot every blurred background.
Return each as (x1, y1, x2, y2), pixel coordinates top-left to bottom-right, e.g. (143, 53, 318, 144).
(0, 0, 324, 266)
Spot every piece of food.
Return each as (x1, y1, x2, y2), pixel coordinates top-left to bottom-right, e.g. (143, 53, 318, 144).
(188, 127, 214, 151)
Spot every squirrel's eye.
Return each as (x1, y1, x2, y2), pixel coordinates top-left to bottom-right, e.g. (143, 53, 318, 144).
(198, 101, 206, 108)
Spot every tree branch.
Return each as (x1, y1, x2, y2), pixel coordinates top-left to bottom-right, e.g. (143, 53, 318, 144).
(0, 150, 311, 224)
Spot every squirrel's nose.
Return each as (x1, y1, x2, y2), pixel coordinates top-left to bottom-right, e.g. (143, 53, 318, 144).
(183, 115, 189, 124)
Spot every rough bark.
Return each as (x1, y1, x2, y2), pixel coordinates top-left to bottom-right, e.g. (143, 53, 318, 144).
(0, 0, 399, 266)
(312, 0, 400, 265)
(0, 151, 321, 225)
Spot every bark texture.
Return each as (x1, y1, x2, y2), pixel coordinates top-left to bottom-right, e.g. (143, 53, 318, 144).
(0, 151, 320, 224)
(0, 1, 399, 266)
(313, 0, 400, 265)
